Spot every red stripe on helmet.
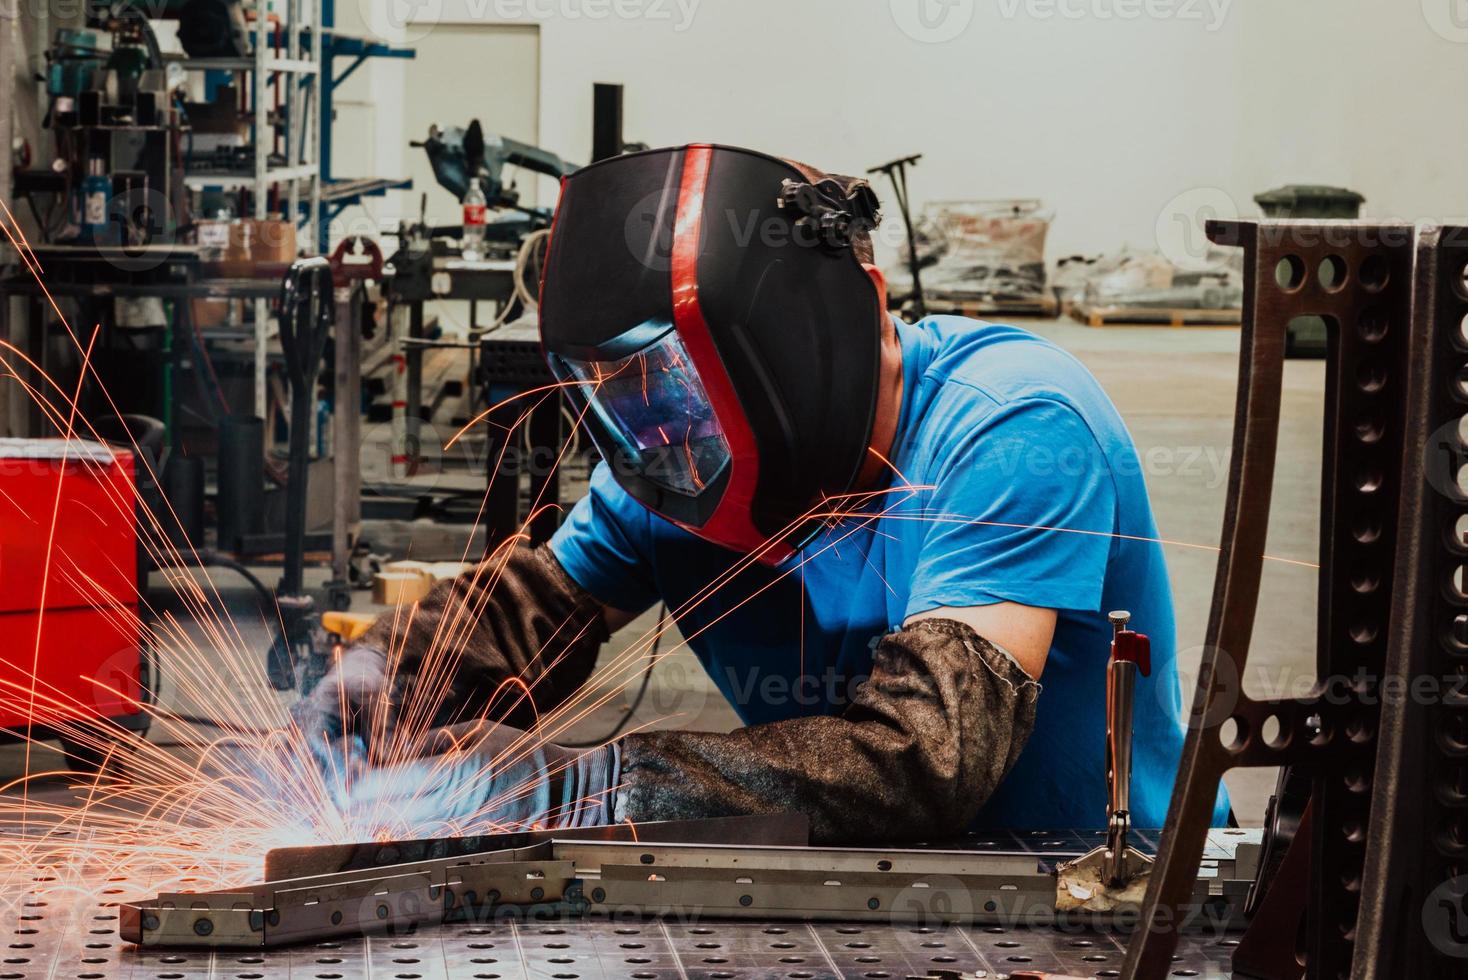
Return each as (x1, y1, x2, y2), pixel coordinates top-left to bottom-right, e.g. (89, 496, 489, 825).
(670, 145, 790, 563)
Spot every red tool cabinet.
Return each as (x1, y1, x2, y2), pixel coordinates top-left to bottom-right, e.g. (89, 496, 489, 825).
(0, 440, 144, 732)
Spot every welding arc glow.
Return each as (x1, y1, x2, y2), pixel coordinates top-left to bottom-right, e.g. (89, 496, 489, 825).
(0, 199, 1313, 926)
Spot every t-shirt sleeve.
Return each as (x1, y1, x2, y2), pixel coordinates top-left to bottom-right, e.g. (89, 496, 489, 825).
(550, 462, 661, 615)
(904, 394, 1119, 620)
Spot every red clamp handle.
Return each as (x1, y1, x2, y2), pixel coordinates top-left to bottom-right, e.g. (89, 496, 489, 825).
(329, 235, 385, 286)
(1113, 630, 1151, 677)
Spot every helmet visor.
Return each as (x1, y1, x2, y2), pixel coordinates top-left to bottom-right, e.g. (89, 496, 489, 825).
(551, 323, 731, 497)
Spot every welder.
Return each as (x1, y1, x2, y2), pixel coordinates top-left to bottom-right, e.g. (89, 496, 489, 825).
(295, 144, 1231, 843)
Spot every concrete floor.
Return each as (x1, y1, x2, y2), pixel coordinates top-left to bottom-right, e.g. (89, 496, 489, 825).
(1, 316, 1324, 827)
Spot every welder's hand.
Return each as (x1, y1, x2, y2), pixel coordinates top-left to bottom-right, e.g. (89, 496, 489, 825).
(332, 721, 622, 837)
(289, 644, 394, 746)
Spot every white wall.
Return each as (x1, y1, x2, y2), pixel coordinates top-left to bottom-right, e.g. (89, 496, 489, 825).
(361, 0, 1468, 264)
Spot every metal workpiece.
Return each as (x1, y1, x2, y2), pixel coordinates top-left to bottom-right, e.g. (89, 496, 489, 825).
(263, 813, 810, 881)
(121, 842, 575, 949)
(116, 829, 1260, 952)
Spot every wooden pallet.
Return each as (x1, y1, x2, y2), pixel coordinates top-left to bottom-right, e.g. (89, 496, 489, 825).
(1071, 303, 1241, 328)
(921, 293, 1060, 318)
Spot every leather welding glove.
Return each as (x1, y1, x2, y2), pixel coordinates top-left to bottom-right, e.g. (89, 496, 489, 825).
(290, 544, 609, 754)
(332, 720, 620, 837)
(614, 618, 1041, 845)
(290, 643, 393, 744)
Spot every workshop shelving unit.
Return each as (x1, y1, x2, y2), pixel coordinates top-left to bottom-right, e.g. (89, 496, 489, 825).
(174, 1, 323, 416)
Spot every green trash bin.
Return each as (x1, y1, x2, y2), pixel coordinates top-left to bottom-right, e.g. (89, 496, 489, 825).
(1254, 185, 1366, 358)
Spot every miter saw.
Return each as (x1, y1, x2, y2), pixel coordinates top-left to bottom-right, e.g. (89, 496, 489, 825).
(412, 119, 578, 233)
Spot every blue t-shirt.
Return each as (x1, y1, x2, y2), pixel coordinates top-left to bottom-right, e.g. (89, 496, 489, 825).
(553, 315, 1229, 830)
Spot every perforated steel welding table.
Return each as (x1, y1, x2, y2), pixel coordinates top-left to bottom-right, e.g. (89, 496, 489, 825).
(0, 827, 1243, 980)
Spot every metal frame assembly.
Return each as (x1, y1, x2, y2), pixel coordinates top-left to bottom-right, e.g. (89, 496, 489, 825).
(1123, 220, 1468, 978)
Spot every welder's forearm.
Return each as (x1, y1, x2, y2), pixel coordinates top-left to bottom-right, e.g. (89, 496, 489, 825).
(615, 619, 1040, 844)
(357, 544, 609, 728)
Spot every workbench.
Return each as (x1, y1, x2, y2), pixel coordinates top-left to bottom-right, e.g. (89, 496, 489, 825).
(0, 826, 1247, 979)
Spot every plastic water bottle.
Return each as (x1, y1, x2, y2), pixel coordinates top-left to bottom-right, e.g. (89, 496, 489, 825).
(462, 179, 487, 261)
(80, 158, 112, 245)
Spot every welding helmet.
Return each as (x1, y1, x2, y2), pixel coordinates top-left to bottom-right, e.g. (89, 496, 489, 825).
(539, 144, 900, 563)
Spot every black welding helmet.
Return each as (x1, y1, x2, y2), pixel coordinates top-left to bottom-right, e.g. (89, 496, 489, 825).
(539, 144, 898, 563)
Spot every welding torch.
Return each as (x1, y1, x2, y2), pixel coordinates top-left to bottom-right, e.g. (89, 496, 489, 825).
(1104, 609, 1151, 887)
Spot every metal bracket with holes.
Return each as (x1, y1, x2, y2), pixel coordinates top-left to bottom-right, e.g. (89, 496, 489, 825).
(1123, 220, 1468, 979)
(120, 830, 1261, 949)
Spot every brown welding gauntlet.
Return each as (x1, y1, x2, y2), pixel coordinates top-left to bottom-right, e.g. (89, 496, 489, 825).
(298, 544, 609, 746)
(615, 618, 1041, 845)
